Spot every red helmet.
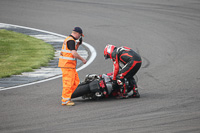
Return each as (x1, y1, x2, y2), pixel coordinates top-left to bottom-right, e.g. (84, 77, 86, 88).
(104, 44, 116, 59)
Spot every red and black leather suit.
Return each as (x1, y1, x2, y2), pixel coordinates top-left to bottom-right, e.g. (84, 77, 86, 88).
(111, 46, 142, 92)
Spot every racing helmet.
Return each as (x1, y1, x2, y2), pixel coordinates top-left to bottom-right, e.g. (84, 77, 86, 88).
(104, 44, 116, 59)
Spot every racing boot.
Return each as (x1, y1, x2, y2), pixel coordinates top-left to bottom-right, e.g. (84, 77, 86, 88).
(131, 88, 140, 98)
(116, 91, 128, 99)
(128, 78, 140, 98)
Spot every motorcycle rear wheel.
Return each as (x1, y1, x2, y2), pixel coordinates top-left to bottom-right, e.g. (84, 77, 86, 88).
(71, 82, 91, 98)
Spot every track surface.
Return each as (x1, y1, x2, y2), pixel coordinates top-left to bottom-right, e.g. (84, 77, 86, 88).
(0, 0, 200, 132)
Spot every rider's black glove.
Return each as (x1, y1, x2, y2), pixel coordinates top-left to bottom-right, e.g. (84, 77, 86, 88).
(112, 80, 118, 89)
(79, 36, 82, 45)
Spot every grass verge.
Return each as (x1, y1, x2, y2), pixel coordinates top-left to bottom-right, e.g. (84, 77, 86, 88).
(0, 29, 54, 78)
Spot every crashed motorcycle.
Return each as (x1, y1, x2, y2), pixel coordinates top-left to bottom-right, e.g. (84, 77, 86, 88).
(71, 73, 139, 100)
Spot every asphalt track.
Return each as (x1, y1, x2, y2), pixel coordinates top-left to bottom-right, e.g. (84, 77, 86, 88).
(0, 0, 200, 133)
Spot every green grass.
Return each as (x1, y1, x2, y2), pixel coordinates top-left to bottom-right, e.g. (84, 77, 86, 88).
(0, 29, 54, 78)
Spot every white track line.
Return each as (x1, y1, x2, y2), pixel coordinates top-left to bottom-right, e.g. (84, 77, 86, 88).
(0, 23, 97, 91)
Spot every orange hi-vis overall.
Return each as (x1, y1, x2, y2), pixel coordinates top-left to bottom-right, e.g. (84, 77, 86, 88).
(58, 36, 80, 105)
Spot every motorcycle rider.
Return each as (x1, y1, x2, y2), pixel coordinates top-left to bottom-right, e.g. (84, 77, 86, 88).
(104, 44, 142, 98)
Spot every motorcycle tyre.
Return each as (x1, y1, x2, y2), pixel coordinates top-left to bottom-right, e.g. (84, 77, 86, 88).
(71, 82, 91, 98)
